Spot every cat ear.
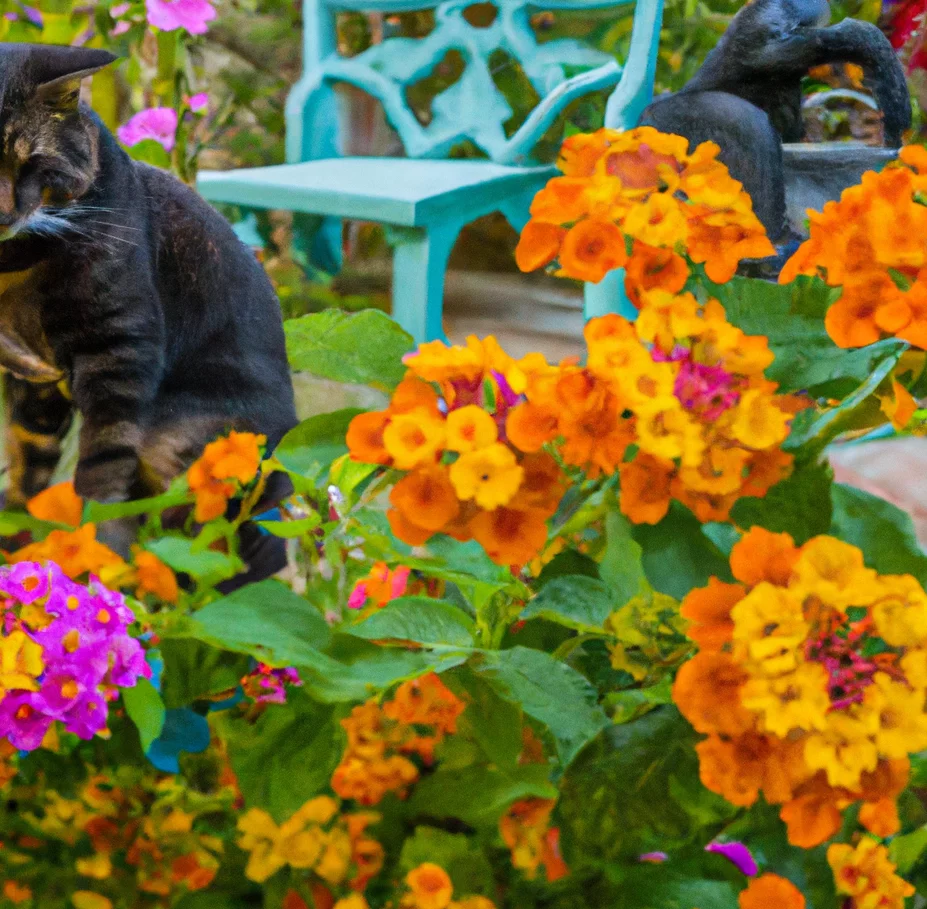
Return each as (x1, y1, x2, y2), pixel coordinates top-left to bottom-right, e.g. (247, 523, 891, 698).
(29, 45, 117, 107)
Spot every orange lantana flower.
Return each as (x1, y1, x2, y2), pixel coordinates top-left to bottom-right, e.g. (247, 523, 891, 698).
(134, 549, 179, 603)
(558, 219, 628, 283)
(679, 577, 744, 651)
(730, 527, 800, 587)
(390, 466, 460, 534)
(10, 524, 127, 581)
(405, 863, 453, 909)
(346, 410, 392, 465)
(187, 431, 265, 523)
(469, 506, 549, 568)
(624, 241, 689, 307)
(27, 481, 83, 527)
(515, 221, 566, 272)
(505, 401, 560, 453)
(618, 454, 673, 525)
(738, 874, 805, 909)
(672, 651, 754, 736)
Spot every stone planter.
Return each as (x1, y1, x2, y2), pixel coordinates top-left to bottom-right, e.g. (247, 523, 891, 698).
(782, 142, 899, 235)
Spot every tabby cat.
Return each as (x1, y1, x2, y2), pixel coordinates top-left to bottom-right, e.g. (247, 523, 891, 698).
(0, 43, 298, 579)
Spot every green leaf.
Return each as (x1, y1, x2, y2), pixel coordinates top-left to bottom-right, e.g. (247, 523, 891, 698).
(144, 536, 241, 584)
(730, 460, 833, 545)
(453, 670, 524, 768)
(715, 275, 908, 393)
(474, 646, 608, 768)
(214, 692, 342, 822)
(300, 637, 468, 703)
(890, 824, 927, 874)
(786, 348, 903, 454)
(254, 515, 321, 538)
(521, 576, 614, 632)
(284, 309, 413, 390)
(348, 596, 476, 648)
(159, 639, 250, 709)
(121, 678, 166, 752)
(398, 828, 496, 896)
(126, 138, 171, 169)
(274, 409, 362, 479)
(558, 707, 738, 863)
(407, 763, 558, 826)
(631, 502, 732, 599)
(830, 483, 927, 584)
(179, 580, 332, 667)
(601, 503, 649, 604)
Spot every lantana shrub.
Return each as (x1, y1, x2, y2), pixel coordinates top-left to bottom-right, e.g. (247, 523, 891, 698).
(5, 118, 927, 908)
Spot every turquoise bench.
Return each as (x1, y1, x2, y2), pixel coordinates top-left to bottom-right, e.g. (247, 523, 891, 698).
(197, 0, 664, 342)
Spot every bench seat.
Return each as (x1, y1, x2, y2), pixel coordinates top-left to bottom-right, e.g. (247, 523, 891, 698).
(196, 158, 557, 229)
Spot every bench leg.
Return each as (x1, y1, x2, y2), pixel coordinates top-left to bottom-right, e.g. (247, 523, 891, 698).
(584, 268, 638, 322)
(391, 225, 458, 344)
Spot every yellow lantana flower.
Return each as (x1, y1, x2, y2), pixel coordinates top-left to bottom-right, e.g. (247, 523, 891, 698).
(445, 405, 498, 453)
(804, 713, 879, 788)
(790, 536, 880, 611)
(740, 663, 830, 737)
(871, 575, 927, 646)
(0, 630, 44, 695)
(382, 410, 446, 470)
(449, 443, 524, 510)
(635, 404, 705, 467)
(864, 672, 927, 758)
(730, 389, 792, 450)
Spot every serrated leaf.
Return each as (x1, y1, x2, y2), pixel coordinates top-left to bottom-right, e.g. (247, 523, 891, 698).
(731, 460, 833, 545)
(474, 646, 608, 768)
(275, 408, 362, 479)
(521, 576, 614, 632)
(407, 763, 558, 826)
(830, 483, 927, 584)
(214, 693, 342, 822)
(300, 637, 469, 703)
(284, 309, 413, 390)
(348, 596, 476, 648)
(715, 275, 907, 393)
(122, 677, 166, 752)
(558, 707, 738, 863)
(176, 580, 332, 667)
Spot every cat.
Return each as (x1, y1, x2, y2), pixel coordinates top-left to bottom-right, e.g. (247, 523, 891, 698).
(0, 42, 298, 582)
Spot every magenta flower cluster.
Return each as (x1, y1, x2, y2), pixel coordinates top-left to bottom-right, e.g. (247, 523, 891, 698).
(241, 663, 303, 706)
(0, 562, 150, 752)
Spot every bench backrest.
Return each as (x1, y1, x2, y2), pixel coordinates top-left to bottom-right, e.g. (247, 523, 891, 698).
(286, 0, 664, 165)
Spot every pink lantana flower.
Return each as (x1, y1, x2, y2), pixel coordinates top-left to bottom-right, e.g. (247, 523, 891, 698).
(117, 108, 179, 153)
(146, 0, 216, 35)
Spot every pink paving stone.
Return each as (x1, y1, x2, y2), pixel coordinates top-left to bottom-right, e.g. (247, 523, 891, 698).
(828, 438, 927, 546)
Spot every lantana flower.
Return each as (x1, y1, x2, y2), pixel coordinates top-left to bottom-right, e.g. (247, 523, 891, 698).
(782, 146, 927, 350)
(516, 126, 773, 294)
(0, 562, 149, 751)
(674, 526, 927, 849)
